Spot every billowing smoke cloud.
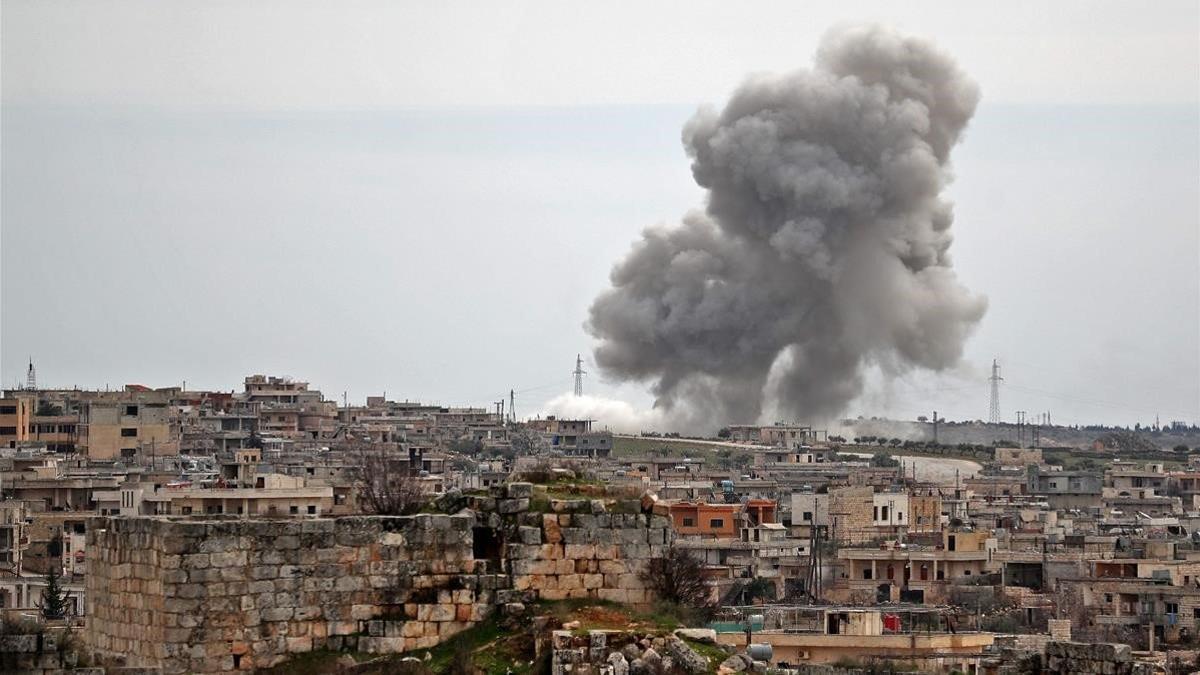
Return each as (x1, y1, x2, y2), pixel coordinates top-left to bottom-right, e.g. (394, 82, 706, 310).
(541, 393, 664, 434)
(587, 25, 986, 432)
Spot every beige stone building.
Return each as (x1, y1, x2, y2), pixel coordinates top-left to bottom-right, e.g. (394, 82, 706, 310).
(99, 473, 334, 517)
(0, 394, 35, 448)
(78, 399, 175, 460)
(837, 530, 998, 604)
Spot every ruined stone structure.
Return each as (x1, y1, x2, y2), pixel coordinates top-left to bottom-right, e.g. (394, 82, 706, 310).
(83, 484, 668, 673)
(982, 641, 1158, 675)
(550, 629, 713, 675)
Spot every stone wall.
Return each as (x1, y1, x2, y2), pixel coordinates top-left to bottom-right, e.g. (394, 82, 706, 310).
(84, 513, 495, 673)
(507, 501, 670, 606)
(1040, 642, 1155, 675)
(83, 484, 666, 673)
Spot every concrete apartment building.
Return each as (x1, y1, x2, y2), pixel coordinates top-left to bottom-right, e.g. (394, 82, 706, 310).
(727, 423, 825, 447)
(77, 398, 175, 460)
(714, 607, 993, 670)
(0, 394, 35, 448)
(97, 473, 334, 518)
(1026, 465, 1103, 510)
(241, 375, 335, 439)
(837, 530, 998, 604)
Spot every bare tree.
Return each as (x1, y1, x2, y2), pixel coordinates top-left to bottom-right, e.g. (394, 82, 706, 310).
(640, 545, 716, 618)
(353, 446, 428, 516)
(508, 427, 547, 456)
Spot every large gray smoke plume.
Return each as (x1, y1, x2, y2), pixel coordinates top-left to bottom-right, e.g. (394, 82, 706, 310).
(587, 25, 986, 431)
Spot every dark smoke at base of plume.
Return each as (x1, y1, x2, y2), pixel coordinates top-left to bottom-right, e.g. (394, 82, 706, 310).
(587, 24, 987, 433)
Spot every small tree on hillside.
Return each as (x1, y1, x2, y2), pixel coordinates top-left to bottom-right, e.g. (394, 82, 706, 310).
(640, 545, 715, 619)
(39, 565, 70, 620)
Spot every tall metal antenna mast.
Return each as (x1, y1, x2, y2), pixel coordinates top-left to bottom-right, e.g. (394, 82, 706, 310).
(572, 354, 586, 397)
(25, 358, 36, 390)
(988, 359, 1002, 424)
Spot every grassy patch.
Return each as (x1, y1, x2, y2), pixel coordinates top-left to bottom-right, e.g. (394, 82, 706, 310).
(682, 638, 729, 669)
(420, 615, 536, 675)
(535, 599, 704, 634)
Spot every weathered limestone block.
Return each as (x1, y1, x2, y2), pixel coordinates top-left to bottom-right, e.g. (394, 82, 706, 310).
(498, 498, 530, 514)
(507, 482, 534, 499)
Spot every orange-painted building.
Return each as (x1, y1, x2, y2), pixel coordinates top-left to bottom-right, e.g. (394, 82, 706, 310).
(665, 502, 740, 538)
(661, 499, 779, 538)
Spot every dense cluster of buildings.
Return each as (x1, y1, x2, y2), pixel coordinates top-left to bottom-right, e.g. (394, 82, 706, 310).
(3, 373, 1200, 672)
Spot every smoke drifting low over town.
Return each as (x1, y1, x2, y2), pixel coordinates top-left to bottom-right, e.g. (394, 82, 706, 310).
(587, 25, 987, 431)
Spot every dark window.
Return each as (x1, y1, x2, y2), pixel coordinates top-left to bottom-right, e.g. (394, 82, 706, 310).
(0, 405, 17, 415)
(289, 506, 298, 515)
(1167, 603, 1179, 615)
(0, 427, 16, 435)
(121, 428, 137, 437)
(803, 512, 813, 522)
(709, 518, 724, 529)
(125, 405, 138, 416)
(307, 505, 316, 515)
(682, 517, 695, 527)
(862, 568, 873, 580)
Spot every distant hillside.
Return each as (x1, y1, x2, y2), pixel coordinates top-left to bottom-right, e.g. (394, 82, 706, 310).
(845, 418, 1199, 452)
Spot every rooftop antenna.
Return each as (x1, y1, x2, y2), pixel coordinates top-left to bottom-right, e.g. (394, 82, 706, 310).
(25, 358, 36, 390)
(988, 359, 1002, 424)
(573, 354, 586, 397)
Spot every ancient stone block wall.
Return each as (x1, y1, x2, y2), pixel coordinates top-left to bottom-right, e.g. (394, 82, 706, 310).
(83, 484, 667, 673)
(506, 501, 670, 606)
(1041, 641, 1155, 675)
(84, 514, 497, 673)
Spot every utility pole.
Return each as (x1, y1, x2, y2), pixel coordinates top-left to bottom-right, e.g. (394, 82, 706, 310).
(932, 410, 940, 445)
(573, 355, 586, 397)
(988, 359, 1002, 424)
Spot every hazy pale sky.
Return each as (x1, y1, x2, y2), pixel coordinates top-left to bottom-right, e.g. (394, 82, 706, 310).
(2, 1, 1198, 429)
